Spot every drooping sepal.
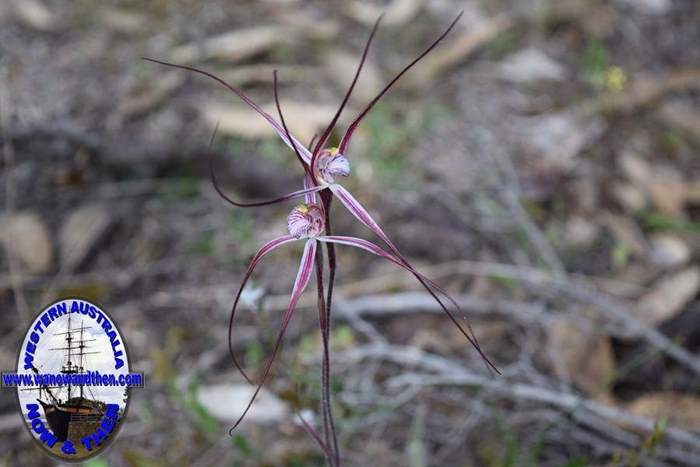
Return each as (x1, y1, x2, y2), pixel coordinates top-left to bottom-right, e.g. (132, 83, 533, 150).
(230, 239, 317, 433)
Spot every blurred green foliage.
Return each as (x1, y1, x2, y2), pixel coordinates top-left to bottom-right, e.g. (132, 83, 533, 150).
(363, 101, 451, 186)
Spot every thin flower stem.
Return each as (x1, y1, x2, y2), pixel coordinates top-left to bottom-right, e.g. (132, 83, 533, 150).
(313, 247, 330, 450)
(314, 246, 339, 466)
(320, 189, 340, 464)
(321, 190, 337, 312)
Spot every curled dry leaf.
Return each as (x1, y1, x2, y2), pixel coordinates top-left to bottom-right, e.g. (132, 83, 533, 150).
(547, 317, 616, 402)
(626, 392, 700, 432)
(346, 0, 424, 27)
(202, 100, 340, 143)
(169, 26, 288, 64)
(637, 267, 700, 326)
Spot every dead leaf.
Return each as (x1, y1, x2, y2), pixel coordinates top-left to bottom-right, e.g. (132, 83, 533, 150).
(648, 234, 690, 268)
(593, 68, 700, 115)
(169, 26, 288, 64)
(657, 101, 700, 139)
(601, 212, 647, 256)
(686, 184, 700, 204)
(99, 8, 148, 34)
(413, 14, 514, 85)
(626, 392, 700, 431)
(9, 0, 57, 32)
(618, 150, 653, 186)
(497, 48, 565, 83)
(273, 9, 340, 40)
(637, 267, 700, 326)
(547, 317, 616, 402)
(114, 71, 185, 122)
(0, 212, 53, 274)
(522, 110, 607, 170)
(563, 216, 600, 248)
(218, 64, 318, 87)
(202, 100, 339, 143)
(59, 204, 114, 271)
(346, 0, 424, 27)
(617, 0, 672, 16)
(611, 182, 647, 212)
(648, 176, 688, 216)
(196, 383, 288, 425)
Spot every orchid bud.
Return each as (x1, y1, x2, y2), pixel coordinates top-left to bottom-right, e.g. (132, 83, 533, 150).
(314, 147, 350, 184)
(287, 203, 325, 239)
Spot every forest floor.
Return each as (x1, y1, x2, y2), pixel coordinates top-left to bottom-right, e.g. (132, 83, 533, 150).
(1, 1, 700, 466)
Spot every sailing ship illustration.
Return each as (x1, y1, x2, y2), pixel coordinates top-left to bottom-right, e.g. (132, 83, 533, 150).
(24, 314, 107, 442)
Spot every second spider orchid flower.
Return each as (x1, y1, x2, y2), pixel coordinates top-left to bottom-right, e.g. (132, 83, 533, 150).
(226, 196, 491, 433)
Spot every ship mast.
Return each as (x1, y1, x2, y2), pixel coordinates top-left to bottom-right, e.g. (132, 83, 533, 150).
(50, 315, 98, 404)
(67, 314, 72, 401)
(79, 321, 84, 399)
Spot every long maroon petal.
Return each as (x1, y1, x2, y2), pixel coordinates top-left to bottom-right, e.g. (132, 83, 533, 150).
(337, 12, 463, 155)
(230, 239, 317, 434)
(210, 165, 324, 207)
(142, 57, 312, 163)
(319, 235, 498, 374)
(323, 188, 499, 374)
(311, 14, 383, 168)
(228, 235, 298, 383)
(273, 70, 313, 175)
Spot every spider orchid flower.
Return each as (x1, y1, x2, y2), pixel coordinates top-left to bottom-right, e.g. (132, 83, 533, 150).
(226, 197, 493, 436)
(143, 11, 498, 373)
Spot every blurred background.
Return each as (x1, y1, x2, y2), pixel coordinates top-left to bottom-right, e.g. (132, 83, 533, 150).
(1, 0, 700, 466)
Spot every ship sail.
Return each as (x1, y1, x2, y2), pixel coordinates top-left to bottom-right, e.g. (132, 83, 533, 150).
(22, 313, 106, 441)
